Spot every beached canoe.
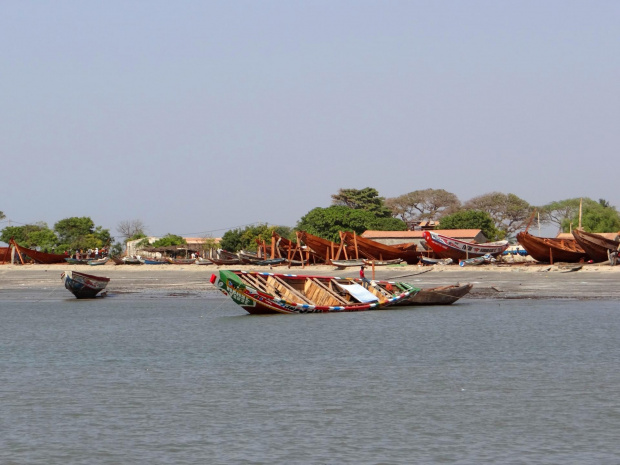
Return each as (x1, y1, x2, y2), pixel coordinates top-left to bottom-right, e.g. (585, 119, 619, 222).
(61, 271, 110, 298)
(423, 231, 509, 261)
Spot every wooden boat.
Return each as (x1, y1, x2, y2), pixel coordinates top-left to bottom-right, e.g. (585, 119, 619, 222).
(572, 229, 620, 263)
(65, 257, 92, 265)
(9, 239, 69, 264)
(340, 231, 420, 264)
(0, 246, 12, 264)
(122, 257, 143, 265)
(297, 231, 342, 263)
(516, 231, 587, 263)
(399, 283, 473, 306)
(61, 270, 110, 298)
(211, 270, 421, 314)
(331, 259, 366, 268)
(88, 257, 109, 266)
(254, 257, 287, 266)
(423, 231, 509, 261)
(420, 256, 453, 266)
(110, 255, 125, 265)
(362, 258, 404, 266)
(165, 257, 197, 265)
(142, 258, 168, 265)
(196, 258, 213, 265)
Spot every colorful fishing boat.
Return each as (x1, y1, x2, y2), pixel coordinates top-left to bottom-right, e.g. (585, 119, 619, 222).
(211, 270, 420, 314)
(142, 258, 168, 265)
(423, 231, 509, 261)
(61, 271, 110, 298)
(165, 257, 197, 265)
(420, 256, 453, 266)
(88, 257, 109, 266)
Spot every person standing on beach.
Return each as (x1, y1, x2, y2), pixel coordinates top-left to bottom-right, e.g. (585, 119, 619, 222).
(360, 265, 370, 288)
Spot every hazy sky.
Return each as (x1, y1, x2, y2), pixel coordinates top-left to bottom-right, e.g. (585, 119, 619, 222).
(1, 1, 619, 242)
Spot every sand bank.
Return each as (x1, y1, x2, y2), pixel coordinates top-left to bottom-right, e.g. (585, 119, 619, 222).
(1, 262, 619, 300)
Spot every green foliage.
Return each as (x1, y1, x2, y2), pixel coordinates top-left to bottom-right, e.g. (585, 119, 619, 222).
(151, 234, 187, 247)
(296, 206, 406, 242)
(220, 224, 293, 252)
(0, 223, 55, 249)
(541, 197, 620, 233)
(331, 187, 392, 218)
(438, 210, 502, 241)
(110, 242, 124, 256)
(0, 211, 5, 220)
(54, 217, 111, 251)
(128, 232, 147, 242)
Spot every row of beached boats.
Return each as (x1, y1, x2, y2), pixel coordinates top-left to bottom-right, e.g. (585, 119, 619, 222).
(516, 228, 620, 264)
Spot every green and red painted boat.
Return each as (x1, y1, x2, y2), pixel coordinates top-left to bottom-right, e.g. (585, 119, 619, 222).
(211, 270, 420, 314)
(212, 270, 472, 315)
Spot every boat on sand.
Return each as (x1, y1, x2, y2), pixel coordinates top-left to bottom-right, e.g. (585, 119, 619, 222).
(516, 231, 587, 263)
(423, 231, 508, 262)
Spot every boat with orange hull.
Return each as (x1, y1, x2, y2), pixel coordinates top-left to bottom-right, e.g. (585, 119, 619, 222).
(339, 231, 419, 264)
(422, 231, 508, 261)
(571, 229, 620, 263)
(10, 239, 69, 264)
(516, 231, 587, 263)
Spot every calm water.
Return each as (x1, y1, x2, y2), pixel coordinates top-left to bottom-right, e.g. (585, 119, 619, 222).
(1, 291, 620, 464)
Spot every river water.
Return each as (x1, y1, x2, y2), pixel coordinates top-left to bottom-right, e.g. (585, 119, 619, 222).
(1, 291, 620, 464)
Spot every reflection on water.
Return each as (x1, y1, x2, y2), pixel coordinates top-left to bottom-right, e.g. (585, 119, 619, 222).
(2, 294, 620, 464)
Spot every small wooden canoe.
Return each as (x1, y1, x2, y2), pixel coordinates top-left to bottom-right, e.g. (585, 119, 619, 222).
(88, 257, 109, 266)
(61, 271, 110, 298)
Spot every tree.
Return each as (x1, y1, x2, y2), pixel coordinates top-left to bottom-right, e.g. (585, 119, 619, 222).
(541, 197, 620, 233)
(0, 223, 57, 249)
(296, 206, 406, 242)
(0, 211, 5, 220)
(439, 210, 501, 241)
(385, 189, 461, 225)
(463, 192, 532, 238)
(331, 187, 392, 218)
(117, 219, 147, 241)
(150, 234, 186, 247)
(220, 224, 289, 252)
(54, 217, 111, 251)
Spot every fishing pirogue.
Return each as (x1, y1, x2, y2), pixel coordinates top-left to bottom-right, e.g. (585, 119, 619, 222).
(61, 271, 110, 299)
(211, 270, 472, 315)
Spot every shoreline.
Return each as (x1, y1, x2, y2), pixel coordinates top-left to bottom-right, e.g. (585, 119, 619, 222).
(1, 262, 619, 300)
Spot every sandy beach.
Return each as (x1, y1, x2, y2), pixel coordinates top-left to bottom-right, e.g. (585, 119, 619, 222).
(1, 262, 619, 300)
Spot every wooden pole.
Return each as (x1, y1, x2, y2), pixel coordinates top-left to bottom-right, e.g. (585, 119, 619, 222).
(371, 261, 375, 280)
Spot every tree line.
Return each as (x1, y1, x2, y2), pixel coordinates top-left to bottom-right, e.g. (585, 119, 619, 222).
(3, 188, 620, 253)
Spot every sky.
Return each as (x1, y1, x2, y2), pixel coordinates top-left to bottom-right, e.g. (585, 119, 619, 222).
(1, 1, 619, 243)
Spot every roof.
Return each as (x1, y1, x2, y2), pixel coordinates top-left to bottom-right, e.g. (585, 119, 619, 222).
(362, 229, 483, 239)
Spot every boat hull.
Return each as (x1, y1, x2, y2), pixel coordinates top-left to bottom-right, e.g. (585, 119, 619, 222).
(423, 231, 508, 261)
(516, 231, 587, 263)
(572, 229, 620, 263)
(212, 270, 418, 315)
(61, 271, 110, 298)
(398, 284, 473, 306)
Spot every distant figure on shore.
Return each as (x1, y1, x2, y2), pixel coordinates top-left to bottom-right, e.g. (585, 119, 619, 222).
(610, 246, 619, 266)
(95, 247, 99, 258)
(360, 265, 370, 289)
